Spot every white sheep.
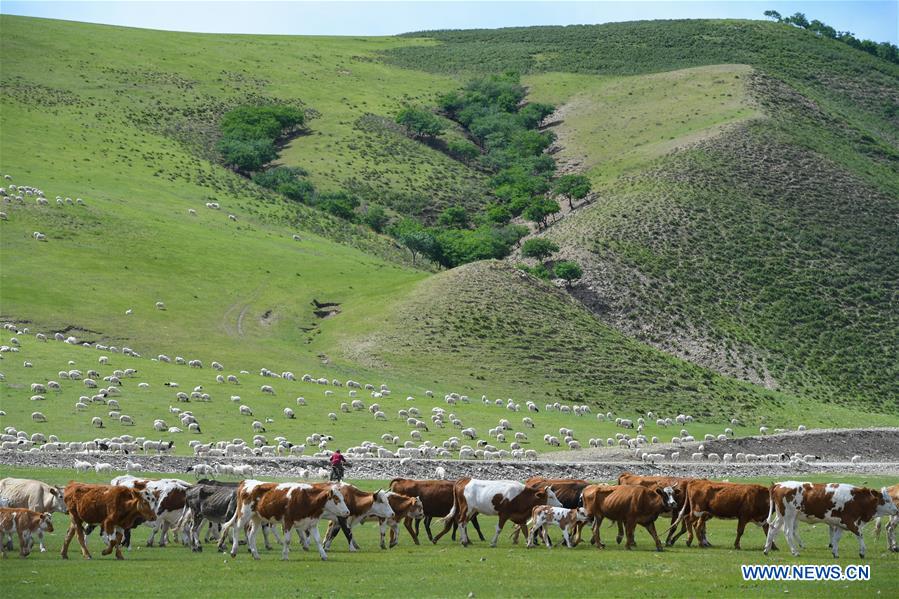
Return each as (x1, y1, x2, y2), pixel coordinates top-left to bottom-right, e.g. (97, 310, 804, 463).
(119, 414, 134, 425)
(31, 411, 47, 423)
(239, 404, 253, 416)
(155, 301, 166, 310)
(261, 385, 275, 395)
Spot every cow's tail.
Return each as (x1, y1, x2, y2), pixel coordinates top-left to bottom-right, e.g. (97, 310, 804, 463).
(766, 484, 776, 525)
(443, 489, 458, 524)
(666, 492, 690, 535)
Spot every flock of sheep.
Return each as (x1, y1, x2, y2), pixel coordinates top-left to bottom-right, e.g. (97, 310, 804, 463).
(0, 175, 88, 240)
(1, 312, 841, 470)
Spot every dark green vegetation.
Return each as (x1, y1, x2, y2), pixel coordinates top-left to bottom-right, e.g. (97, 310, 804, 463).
(764, 10, 899, 64)
(1, 465, 897, 598)
(218, 104, 306, 172)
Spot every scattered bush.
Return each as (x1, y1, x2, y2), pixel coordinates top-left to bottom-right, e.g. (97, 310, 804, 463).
(218, 104, 306, 172)
(554, 260, 583, 286)
(521, 238, 560, 261)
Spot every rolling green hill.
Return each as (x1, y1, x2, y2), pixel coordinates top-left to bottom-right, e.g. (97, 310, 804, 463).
(1, 15, 898, 448)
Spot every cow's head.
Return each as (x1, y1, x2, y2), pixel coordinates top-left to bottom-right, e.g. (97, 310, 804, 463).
(544, 486, 562, 508)
(326, 484, 351, 518)
(574, 507, 590, 523)
(407, 497, 424, 520)
(39, 512, 54, 533)
(878, 488, 899, 517)
(370, 489, 395, 519)
(136, 488, 159, 521)
(50, 486, 68, 513)
(657, 486, 678, 509)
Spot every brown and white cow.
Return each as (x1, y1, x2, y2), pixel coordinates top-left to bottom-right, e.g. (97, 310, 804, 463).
(389, 478, 485, 544)
(61, 482, 157, 560)
(526, 506, 590, 549)
(322, 483, 394, 551)
(617, 472, 692, 546)
(443, 478, 561, 547)
(110, 475, 191, 547)
(582, 484, 676, 550)
(0, 508, 54, 558)
(670, 480, 772, 549)
(218, 480, 350, 560)
(874, 483, 899, 552)
(764, 481, 899, 558)
(0, 477, 67, 552)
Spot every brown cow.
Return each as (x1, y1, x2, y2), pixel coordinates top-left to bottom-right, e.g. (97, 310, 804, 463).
(0, 508, 54, 558)
(617, 472, 692, 546)
(389, 479, 485, 544)
(322, 484, 394, 551)
(218, 480, 350, 560)
(443, 478, 562, 547)
(61, 482, 157, 560)
(764, 481, 899, 558)
(380, 491, 424, 549)
(670, 480, 772, 549)
(589, 485, 676, 551)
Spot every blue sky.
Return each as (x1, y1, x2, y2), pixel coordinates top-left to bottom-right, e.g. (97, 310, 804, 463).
(2, 1, 896, 43)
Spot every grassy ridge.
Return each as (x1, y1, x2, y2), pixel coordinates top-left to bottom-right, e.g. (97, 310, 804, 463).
(0, 465, 897, 598)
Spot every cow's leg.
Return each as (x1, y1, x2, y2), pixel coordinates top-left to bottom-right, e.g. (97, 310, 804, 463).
(734, 518, 747, 550)
(616, 521, 624, 545)
(16, 529, 29, 558)
(403, 516, 420, 545)
(261, 523, 272, 550)
(74, 521, 92, 560)
(542, 525, 553, 548)
(471, 514, 486, 542)
(562, 526, 573, 549)
(246, 519, 261, 560)
(145, 521, 157, 547)
(852, 525, 865, 558)
(36, 528, 47, 553)
(624, 518, 637, 550)
(389, 521, 400, 548)
(158, 518, 171, 547)
(490, 515, 507, 548)
(309, 524, 328, 561)
(340, 517, 359, 551)
(644, 521, 664, 552)
(281, 522, 292, 561)
(888, 515, 898, 552)
(696, 516, 711, 547)
(459, 509, 473, 546)
(592, 516, 605, 549)
(830, 526, 843, 558)
(323, 520, 338, 550)
(764, 513, 781, 555)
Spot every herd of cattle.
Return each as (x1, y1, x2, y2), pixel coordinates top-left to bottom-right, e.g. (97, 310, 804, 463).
(1, 473, 897, 562)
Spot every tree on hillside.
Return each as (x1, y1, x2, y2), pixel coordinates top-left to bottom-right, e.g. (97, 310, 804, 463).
(437, 205, 470, 229)
(396, 107, 446, 140)
(521, 238, 560, 262)
(763, 10, 782, 21)
(362, 205, 389, 233)
(523, 197, 561, 230)
(553, 174, 592, 210)
(784, 12, 810, 29)
(390, 219, 436, 266)
(553, 260, 583, 287)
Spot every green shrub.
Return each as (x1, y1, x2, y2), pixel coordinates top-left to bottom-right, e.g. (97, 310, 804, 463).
(521, 238, 560, 261)
(554, 260, 584, 286)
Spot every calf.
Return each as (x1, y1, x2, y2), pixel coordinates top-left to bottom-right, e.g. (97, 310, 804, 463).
(874, 483, 899, 552)
(516, 477, 590, 544)
(617, 472, 692, 546)
(589, 485, 676, 551)
(443, 478, 561, 547)
(322, 484, 394, 551)
(102, 475, 191, 547)
(0, 477, 66, 553)
(380, 491, 424, 549)
(389, 478, 485, 544)
(61, 482, 157, 560)
(527, 506, 589, 549)
(670, 480, 772, 549)
(0, 508, 54, 558)
(764, 481, 899, 558)
(219, 480, 350, 560)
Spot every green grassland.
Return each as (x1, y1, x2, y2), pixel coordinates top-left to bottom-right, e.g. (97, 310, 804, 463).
(0, 465, 897, 598)
(2, 14, 898, 454)
(525, 64, 760, 182)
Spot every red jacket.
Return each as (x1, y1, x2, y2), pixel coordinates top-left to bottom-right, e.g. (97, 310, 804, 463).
(330, 453, 345, 466)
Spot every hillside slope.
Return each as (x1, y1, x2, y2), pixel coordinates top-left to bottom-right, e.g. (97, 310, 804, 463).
(386, 20, 899, 411)
(1, 16, 897, 443)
